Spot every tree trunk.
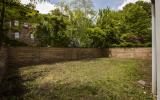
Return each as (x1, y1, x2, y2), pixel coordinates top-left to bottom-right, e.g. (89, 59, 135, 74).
(0, 0, 6, 46)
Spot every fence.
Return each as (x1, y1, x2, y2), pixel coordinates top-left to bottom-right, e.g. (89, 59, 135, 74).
(7, 47, 151, 66)
(0, 47, 8, 83)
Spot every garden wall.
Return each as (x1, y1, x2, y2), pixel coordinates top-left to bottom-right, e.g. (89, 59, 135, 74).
(109, 48, 151, 59)
(0, 47, 8, 83)
(8, 47, 108, 66)
(8, 47, 151, 67)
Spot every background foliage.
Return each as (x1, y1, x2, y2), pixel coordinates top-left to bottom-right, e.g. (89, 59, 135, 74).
(0, 0, 151, 48)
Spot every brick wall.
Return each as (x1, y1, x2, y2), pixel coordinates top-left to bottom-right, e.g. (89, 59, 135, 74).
(8, 47, 108, 66)
(109, 48, 151, 59)
(8, 47, 151, 67)
(0, 47, 8, 83)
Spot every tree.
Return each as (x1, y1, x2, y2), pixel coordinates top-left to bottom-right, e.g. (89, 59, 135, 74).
(35, 9, 70, 47)
(96, 8, 121, 47)
(0, 0, 151, 48)
(96, 1, 151, 47)
(87, 27, 107, 48)
(0, 0, 48, 46)
(0, 0, 21, 46)
(122, 1, 151, 46)
(70, 0, 94, 16)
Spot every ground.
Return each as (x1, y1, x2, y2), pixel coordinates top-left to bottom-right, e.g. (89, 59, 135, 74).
(0, 58, 152, 100)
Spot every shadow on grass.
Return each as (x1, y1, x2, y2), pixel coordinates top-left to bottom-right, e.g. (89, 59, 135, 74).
(0, 58, 153, 100)
(27, 81, 117, 100)
(0, 67, 27, 100)
(0, 58, 104, 100)
(8, 48, 110, 68)
(12, 79, 152, 100)
(10, 57, 107, 68)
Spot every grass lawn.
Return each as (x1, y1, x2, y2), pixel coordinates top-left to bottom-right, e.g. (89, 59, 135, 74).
(0, 58, 152, 100)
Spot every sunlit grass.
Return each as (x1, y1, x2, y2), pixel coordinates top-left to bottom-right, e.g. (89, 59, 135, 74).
(0, 58, 152, 100)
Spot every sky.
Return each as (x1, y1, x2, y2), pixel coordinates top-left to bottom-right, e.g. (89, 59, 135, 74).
(20, 0, 150, 14)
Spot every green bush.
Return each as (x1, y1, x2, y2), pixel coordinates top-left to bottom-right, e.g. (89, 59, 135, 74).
(3, 36, 27, 46)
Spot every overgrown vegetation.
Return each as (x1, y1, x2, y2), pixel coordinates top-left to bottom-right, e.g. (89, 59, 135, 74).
(0, 0, 39, 46)
(0, 0, 151, 47)
(0, 58, 152, 100)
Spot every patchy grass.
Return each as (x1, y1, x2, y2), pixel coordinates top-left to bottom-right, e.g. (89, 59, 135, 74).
(0, 58, 152, 100)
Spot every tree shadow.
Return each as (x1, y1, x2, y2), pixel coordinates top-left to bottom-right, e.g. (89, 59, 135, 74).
(0, 58, 102, 100)
(8, 48, 110, 68)
(29, 80, 114, 100)
(0, 66, 27, 100)
(0, 58, 109, 100)
(0, 48, 111, 99)
(0, 57, 153, 100)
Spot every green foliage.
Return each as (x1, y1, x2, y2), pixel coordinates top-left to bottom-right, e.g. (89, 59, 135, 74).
(96, 9, 122, 47)
(1, 1, 39, 22)
(34, 11, 70, 47)
(70, 0, 95, 16)
(0, 1, 40, 46)
(87, 27, 111, 48)
(3, 35, 28, 46)
(96, 1, 151, 48)
(123, 3, 151, 36)
(1, 0, 152, 48)
(67, 9, 94, 47)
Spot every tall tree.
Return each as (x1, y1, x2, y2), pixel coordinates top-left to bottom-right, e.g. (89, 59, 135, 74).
(122, 1, 151, 44)
(70, 0, 94, 16)
(0, 0, 21, 46)
(0, 0, 48, 46)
